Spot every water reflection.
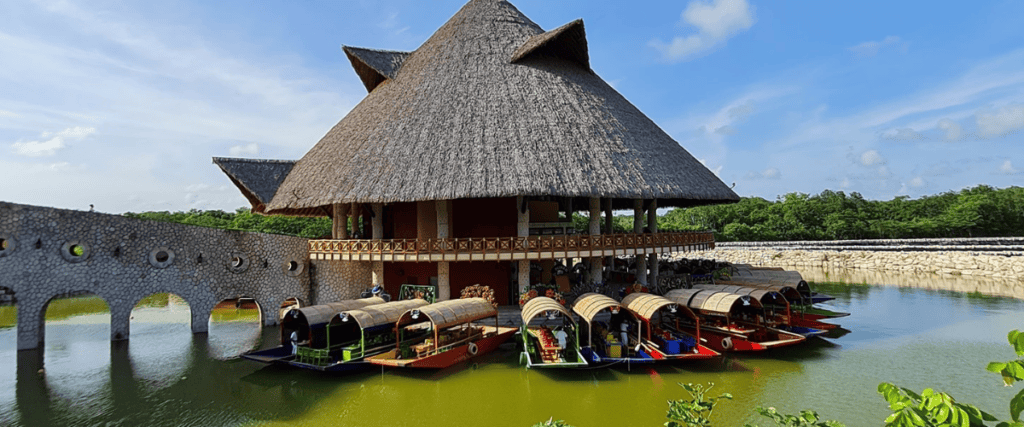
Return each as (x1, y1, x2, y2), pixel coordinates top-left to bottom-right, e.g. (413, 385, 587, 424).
(796, 266, 1024, 299)
(1, 275, 1023, 426)
(208, 300, 263, 360)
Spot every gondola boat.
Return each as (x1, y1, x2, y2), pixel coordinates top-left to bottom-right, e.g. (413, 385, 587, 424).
(279, 298, 432, 371)
(619, 293, 720, 361)
(664, 289, 805, 353)
(241, 296, 386, 368)
(716, 280, 849, 322)
(519, 297, 588, 368)
(572, 293, 656, 365)
(367, 298, 517, 369)
(691, 284, 828, 337)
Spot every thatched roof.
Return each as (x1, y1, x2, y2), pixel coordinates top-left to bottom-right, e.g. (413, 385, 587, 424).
(212, 157, 322, 216)
(262, 0, 739, 214)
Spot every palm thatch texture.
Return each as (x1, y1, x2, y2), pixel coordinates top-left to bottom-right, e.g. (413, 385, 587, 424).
(263, 0, 739, 215)
(212, 157, 322, 217)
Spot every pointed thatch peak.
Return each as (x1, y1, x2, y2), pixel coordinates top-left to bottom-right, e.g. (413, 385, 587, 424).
(263, 0, 739, 214)
(343, 47, 411, 93)
(512, 19, 590, 71)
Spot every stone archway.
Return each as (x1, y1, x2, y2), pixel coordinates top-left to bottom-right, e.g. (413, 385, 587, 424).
(207, 297, 263, 360)
(278, 297, 302, 321)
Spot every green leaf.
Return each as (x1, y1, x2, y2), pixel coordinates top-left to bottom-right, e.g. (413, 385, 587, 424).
(1007, 362, 1024, 382)
(1009, 330, 1024, 356)
(991, 362, 1010, 374)
(1012, 388, 1024, 422)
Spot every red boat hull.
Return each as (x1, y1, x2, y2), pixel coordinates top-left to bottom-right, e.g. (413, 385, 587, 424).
(369, 327, 517, 369)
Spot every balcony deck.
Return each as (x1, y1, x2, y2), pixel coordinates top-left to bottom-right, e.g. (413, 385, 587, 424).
(308, 232, 714, 262)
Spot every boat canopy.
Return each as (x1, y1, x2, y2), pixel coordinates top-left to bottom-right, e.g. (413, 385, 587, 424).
(280, 297, 387, 346)
(331, 299, 429, 330)
(521, 297, 572, 325)
(665, 289, 761, 316)
(396, 298, 497, 329)
(693, 284, 789, 308)
(571, 293, 622, 323)
(286, 297, 387, 328)
(620, 292, 697, 321)
(720, 276, 810, 297)
(716, 281, 804, 302)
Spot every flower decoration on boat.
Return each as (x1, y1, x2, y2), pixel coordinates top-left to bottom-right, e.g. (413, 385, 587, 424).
(519, 285, 566, 306)
(460, 284, 497, 308)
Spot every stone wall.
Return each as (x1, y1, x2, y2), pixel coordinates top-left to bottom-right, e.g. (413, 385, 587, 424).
(0, 201, 370, 350)
(689, 247, 1024, 281)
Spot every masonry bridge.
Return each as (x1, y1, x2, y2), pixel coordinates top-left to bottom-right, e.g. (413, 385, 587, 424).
(0, 202, 363, 352)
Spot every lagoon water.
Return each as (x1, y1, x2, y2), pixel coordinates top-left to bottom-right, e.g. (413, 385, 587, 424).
(1, 273, 1022, 426)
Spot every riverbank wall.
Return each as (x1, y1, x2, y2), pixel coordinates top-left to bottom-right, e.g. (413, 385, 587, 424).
(689, 238, 1024, 282)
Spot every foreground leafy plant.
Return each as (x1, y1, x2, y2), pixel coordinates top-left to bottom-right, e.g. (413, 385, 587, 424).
(878, 383, 997, 426)
(532, 418, 574, 427)
(665, 382, 732, 427)
(746, 407, 845, 427)
(986, 330, 1024, 425)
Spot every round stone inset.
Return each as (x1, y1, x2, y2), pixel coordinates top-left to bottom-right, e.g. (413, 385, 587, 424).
(227, 252, 250, 273)
(149, 247, 175, 269)
(61, 240, 91, 263)
(284, 259, 305, 277)
(0, 234, 16, 258)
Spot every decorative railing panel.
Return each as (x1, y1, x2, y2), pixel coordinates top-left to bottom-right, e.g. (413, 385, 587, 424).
(308, 232, 715, 262)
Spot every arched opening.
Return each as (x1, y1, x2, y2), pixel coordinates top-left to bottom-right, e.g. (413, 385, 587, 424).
(129, 293, 192, 388)
(41, 292, 111, 399)
(208, 297, 262, 360)
(278, 297, 301, 321)
(0, 287, 16, 414)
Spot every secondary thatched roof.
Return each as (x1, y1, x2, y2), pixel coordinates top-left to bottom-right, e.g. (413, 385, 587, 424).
(262, 0, 738, 214)
(212, 157, 322, 216)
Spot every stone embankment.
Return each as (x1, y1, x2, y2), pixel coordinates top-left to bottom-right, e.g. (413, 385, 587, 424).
(689, 238, 1024, 282)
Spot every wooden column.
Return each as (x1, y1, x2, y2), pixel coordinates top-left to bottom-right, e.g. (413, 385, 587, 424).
(633, 199, 647, 285)
(371, 203, 384, 287)
(362, 204, 372, 239)
(588, 197, 602, 284)
(647, 199, 659, 287)
(517, 196, 530, 293)
(349, 203, 359, 238)
(332, 203, 349, 239)
(603, 197, 614, 270)
(436, 200, 450, 300)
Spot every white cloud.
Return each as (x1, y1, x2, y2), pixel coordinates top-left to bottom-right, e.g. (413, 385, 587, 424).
(698, 158, 723, 177)
(1000, 160, 1019, 174)
(909, 176, 925, 188)
(11, 126, 95, 157)
(744, 168, 780, 180)
(229, 143, 259, 157)
(937, 118, 963, 141)
(880, 127, 923, 141)
(650, 0, 756, 62)
(848, 36, 907, 57)
(976, 104, 1024, 138)
(0, 110, 19, 118)
(860, 150, 885, 166)
(714, 125, 737, 135)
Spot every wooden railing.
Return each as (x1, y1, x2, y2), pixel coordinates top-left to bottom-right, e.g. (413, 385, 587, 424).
(308, 232, 715, 262)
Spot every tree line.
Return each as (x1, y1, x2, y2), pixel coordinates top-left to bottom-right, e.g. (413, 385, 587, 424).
(655, 185, 1024, 241)
(125, 185, 1024, 242)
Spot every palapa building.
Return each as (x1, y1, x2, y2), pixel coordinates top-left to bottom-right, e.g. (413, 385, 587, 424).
(214, 0, 738, 305)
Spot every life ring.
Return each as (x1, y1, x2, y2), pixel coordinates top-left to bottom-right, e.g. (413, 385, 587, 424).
(467, 342, 479, 356)
(721, 337, 733, 350)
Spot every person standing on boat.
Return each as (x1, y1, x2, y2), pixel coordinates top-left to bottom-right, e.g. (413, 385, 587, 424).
(290, 330, 300, 355)
(619, 321, 629, 347)
(553, 327, 568, 350)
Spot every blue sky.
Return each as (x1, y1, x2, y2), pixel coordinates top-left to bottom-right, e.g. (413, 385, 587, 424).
(2, 0, 1022, 213)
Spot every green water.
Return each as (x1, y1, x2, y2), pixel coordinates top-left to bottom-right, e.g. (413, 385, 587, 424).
(1, 282, 1022, 426)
